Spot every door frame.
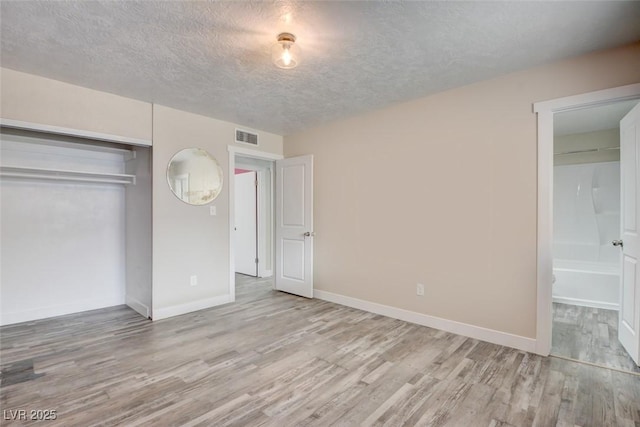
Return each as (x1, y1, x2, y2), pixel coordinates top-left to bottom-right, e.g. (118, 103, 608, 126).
(533, 83, 640, 356)
(228, 146, 283, 301)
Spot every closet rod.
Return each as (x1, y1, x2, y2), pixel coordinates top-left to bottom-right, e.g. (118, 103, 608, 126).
(0, 165, 136, 185)
(554, 147, 620, 155)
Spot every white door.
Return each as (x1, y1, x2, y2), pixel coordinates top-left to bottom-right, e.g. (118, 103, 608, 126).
(235, 171, 257, 276)
(619, 101, 640, 365)
(275, 155, 313, 298)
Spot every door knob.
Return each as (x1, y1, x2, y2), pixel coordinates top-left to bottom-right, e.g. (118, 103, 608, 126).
(303, 231, 315, 237)
(612, 239, 624, 248)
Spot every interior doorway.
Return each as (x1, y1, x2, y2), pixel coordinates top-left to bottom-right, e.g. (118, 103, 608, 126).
(228, 147, 282, 300)
(233, 157, 274, 278)
(228, 147, 315, 301)
(534, 83, 640, 372)
(550, 100, 639, 373)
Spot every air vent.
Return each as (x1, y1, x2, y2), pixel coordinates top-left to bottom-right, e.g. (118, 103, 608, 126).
(235, 129, 258, 146)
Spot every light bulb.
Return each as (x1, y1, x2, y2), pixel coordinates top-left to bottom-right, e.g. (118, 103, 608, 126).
(282, 46, 292, 66)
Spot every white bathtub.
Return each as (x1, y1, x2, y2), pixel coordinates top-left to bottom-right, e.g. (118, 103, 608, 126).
(553, 259, 619, 310)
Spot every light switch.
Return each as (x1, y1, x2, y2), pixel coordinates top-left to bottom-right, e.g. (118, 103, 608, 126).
(209, 206, 216, 216)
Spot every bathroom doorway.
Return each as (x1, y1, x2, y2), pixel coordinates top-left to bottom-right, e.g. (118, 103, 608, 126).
(550, 99, 639, 373)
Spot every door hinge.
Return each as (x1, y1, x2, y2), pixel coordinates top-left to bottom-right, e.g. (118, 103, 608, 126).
(255, 258, 259, 264)
(255, 180, 258, 187)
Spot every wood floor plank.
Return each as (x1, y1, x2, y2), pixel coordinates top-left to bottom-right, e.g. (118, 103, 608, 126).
(1, 275, 640, 426)
(552, 302, 640, 374)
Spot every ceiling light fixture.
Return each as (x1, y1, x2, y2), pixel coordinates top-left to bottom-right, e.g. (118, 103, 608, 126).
(271, 32, 300, 69)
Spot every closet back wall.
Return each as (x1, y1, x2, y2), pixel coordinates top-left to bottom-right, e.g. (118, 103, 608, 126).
(1, 132, 127, 324)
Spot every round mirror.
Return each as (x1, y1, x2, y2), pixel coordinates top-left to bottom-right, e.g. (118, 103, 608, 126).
(167, 148, 223, 205)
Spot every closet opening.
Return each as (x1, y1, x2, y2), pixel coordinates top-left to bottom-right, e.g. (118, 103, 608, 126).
(0, 126, 152, 325)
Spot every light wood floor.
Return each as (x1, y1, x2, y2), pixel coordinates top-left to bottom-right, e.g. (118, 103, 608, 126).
(552, 302, 640, 374)
(2, 276, 640, 426)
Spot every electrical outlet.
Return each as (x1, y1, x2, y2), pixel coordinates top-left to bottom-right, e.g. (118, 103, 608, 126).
(416, 283, 425, 296)
(190, 275, 198, 287)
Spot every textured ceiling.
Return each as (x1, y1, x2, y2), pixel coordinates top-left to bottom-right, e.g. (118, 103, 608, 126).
(2, 1, 640, 136)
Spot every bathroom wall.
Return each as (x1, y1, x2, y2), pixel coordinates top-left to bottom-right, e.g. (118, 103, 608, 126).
(554, 128, 620, 166)
(553, 161, 620, 263)
(553, 159, 620, 309)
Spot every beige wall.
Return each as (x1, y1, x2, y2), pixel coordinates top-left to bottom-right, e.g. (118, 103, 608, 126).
(284, 42, 640, 339)
(554, 128, 620, 165)
(1, 68, 152, 141)
(152, 105, 228, 311)
(151, 105, 283, 314)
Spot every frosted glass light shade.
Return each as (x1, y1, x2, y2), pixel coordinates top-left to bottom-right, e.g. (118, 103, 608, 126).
(271, 33, 301, 69)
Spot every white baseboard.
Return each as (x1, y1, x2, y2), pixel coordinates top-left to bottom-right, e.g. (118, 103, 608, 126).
(125, 295, 151, 318)
(152, 294, 233, 321)
(314, 290, 537, 353)
(553, 296, 619, 311)
(0, 295, 125, 326)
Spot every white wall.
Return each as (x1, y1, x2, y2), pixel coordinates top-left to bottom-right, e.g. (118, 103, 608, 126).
(0, 130, 127, 324)
(284, 42, 640, 340)
(553, 162, 620, 263)
(554, 128, 620, 166)
(552, 160, 620, 310)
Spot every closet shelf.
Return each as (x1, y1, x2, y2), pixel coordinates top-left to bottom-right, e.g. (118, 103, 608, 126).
(0, 165, 136, 185)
